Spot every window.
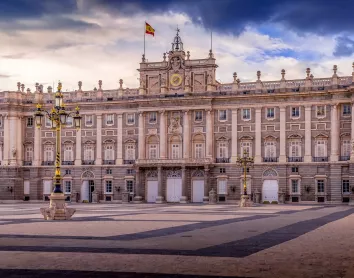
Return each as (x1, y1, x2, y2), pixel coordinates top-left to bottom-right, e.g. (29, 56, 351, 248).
(242, 109, 251, 120)
(149, 144, 158, 159)
(266, 108, 275, 119)
(316, 106, 325, 117)
(44, 145, 54, 161)
(240, 141, 252, 156)
(65, 169, 71, 175)
(64, 181, 71, 194)
(127, 169, 134, 175)
(106, 114, 114, 125)
(25, 146, 33, 161)
(342, 180, 350, 193)
(125, 144, 135, 160)
(291, 107, 300, 118)
(85, 115, 93, 126)
(264, 141, 276, 158)
(218, 142, 227, 158)
(317, 180, 325, 193)
(219, 110, 227, 121)
(64, 145, 73, 161)
(66, 116, 73, 127)
(195, 143, 203, 158)
(127, 114, 135, 124)
(172, 144, 180, 159)
(149, 112, 157, 124)
(341, 140, 351, 157)
(343, 104, 351, 116)
(27, 117, 33, 127)
(84, 145, 94, 160)
(291, 167, 299, 173)
(104, 145, 114, 160)
(217, 180, 227, 194)
(291, 180, 299, 193)
(195, 111, 203, 121)
(219, 168, 226, 174)
(105, 180, 113, 193)
(315, 140, 327, 157)
(45, 117, 52, 128)
(106, 169, 112, 175)
(126, 180, 134, 193)
(289, 141, 301, 157)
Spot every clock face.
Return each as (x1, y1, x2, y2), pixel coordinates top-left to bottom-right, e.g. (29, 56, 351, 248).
(170, 73, 183, 87)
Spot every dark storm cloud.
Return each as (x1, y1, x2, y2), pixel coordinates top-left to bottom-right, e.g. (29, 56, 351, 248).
(334, 36, 354, 57)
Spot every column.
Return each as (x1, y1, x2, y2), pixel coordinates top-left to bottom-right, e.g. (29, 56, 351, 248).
(183, 111, 190, 159)
(156, 166, 164, 203)
(159, 111, 166, 159)
(304, 105, 312, 162)
(17, 117, 24, 164)
(75, 129, 82, 165)
(116, 113, 123, 164)
(180, 166, 187, 203)
(138, 112, 145, 160)
(96, 114, 102, 165)
(33, 118, 41, 166)
(254, 108, 262, 163)
(133, 168, 143, 201)
(3, 115, 9, 165)
(330, 104, 339, 162)
(351, 103, 354, 161)
(231, 109, 238, 162)
(205, 109, 213, 159)
(203, 166, 210, 202)
(9, 115, 17, 166)
(279, 107, 286, 163)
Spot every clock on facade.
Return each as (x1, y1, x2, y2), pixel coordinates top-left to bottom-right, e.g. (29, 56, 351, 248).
(170, 73, 183, 87)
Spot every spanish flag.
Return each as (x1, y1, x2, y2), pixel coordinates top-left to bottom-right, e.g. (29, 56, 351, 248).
(145, 22, 155, 36)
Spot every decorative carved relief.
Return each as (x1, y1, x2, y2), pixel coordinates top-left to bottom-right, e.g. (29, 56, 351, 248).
(194, 127, 204, 133)
(167, 170, 182, 178)
(148, 129, 157, 135)
(146, 170, 158, 178)
(168, 115, 182, 134)
(263, 169, 278, 177)
(81, 171, 95, 179)
(192, 169, 204, 177)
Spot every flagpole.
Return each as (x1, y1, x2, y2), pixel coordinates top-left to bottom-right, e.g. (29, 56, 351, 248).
(144, 21, 146, 59)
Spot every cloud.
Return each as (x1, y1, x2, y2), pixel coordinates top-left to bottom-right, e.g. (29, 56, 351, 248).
(334, 36, 354, 57)
(0, 74, 11, 78)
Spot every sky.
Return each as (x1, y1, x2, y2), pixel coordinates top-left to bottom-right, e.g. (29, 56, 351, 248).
(1, 0, 354, 92)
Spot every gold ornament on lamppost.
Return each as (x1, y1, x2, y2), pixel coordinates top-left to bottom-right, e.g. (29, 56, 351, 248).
(236, 150, 254, 207)
(35, 82, 82, 220)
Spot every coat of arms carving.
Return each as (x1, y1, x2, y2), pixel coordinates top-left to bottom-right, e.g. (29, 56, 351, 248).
(168, 116, 182, 134)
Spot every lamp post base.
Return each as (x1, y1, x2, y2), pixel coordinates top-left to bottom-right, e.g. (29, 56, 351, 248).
(240, 194, 253, 207)
(40, 193, 76, 220)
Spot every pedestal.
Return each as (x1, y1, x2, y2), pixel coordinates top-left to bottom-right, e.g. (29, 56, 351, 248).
(203, 196, 209, 203)
(240, 194, 253, 207)
(255, 190, 261, 204)
(122, 191, 129, 203)
(156, 196, 165, 203)
(92, 192, 99, 203)
(349, 194, 354, 206)
(133, 195, 143, 203)
(179, 196, 188, 203)
(278, 192, 285, 204)
(208, 189, 217, 204)
(40, 193, 76, 220)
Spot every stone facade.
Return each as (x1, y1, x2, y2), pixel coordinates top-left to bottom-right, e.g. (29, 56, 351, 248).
(1, 31, 354, 204)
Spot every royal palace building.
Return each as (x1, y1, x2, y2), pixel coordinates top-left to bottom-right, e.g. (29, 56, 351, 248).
(1, 31, 354, 204)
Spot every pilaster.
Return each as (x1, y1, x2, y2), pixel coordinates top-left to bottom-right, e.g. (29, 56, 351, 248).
(231, 109, 238, 163)
(159, 111, 167, 159)
(254, 108, 262, 163)
(183, 110, 190, 159)
(330, 104, 339, 162)
(304, 105, 312, 162)
(279, 107, 286, 163)
(138, 112, 145, 159)
(33, 119, 41, 167)
(75, 129, 82, 165)
(203, 166, 210, 202)
(180, 166, 188, 203)
(133, 168, 143, 202)
(116, 113, 123, 164)
(156, 166, 164, 203)
(96, 114, 102, 165)
(17, 116, 24, 164)
(9, 114, 18, 166)
(205, 109, 213, 159)
(3, 115, 9, 165)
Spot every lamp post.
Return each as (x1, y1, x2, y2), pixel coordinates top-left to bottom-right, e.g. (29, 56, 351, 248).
(236, 150, 254, 207)
(35, 82, 82, 220)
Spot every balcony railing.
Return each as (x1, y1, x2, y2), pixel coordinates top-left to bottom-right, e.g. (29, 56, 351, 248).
(288, 157, 303, 162)
(313, 157, 329, 162)
(215, 158, 230, 163)
(124, 160, 135, 164)
(103, 160, 115, 165)
(339, 156, 350, 161)
(42, 161, 54, 166)
(62, 161, 74, 165)
(82, 160, 95, 165)
(23, 161, 32, 166)
(136, 158, 212, 165)
(263, 157, 278, 162)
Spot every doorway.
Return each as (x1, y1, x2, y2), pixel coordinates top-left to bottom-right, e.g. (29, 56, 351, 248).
(89, 180, 95, 203)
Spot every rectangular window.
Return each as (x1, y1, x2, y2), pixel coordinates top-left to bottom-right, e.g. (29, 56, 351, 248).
(242, 109, 251, 120)
(106, 114, 114, 125)
(342, 180, 350, 193)
(104, 145, 114, 160)
(85, 115, 93, 126)
(45, 117, 52, 128)
(317, 180, 325, 193)
(27, 117, 33, 127)
(106, 169, 112, 175)
(126, 180, 134, 193)
(289, 141, 301, 157)
(218, 142, 227, 158)
(64, 145, 73, 161)
(127, 114, 135, 124)
(149, 144, 157, 159)
(219, 110, 227, 121)
(84, 145, 94, 160)
(265, 141, 276, 158)
(240, 142, 251, 157)
(149, 112, 157, 124)
(342, 140, 351, 157)
(315, 140, 327, 157)
(25, 146, 33, 161)
(65, 169, 71, 175)
(105, 180, 112, 193)
(45, 146, 53, 161)
(195, 111, 203, 121)
(64, 181, 71, 194)
(291, 180, 299, 193)
(291, 167, 299, 173)
(127, 169, 134, 175)
(125, 144, 135, 160)
(343, 104, 351, 116)
(291, 107, 300, 118)
(217, 180, 227, 194)
(316, 106, 325, 117)
(172, 144, 180, 159)
(219, 168, 226, 174)
(195, 143, 203, 158)
(66, 116, 73, 127)
(266, 108, 275, 119)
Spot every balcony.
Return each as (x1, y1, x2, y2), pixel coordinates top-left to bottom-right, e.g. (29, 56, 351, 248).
(62, 161, 74, 165)
(103, 160, 115, 165)
(124, 160, 135, 164)
(312, 157, 328, 162)
(42, 161, 54, 166)
(23, 161, 32, 166)
(288, 157, 303, 162)
(136, 158, 212, 165)
(263, 157, 278, 162)
(82, 160, 95, 165)
(339, 156, 350, 161)
(215, 158, 230, 163)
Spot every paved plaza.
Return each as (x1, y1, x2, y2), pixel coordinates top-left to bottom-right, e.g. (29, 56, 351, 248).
(0, 203, 353, 278)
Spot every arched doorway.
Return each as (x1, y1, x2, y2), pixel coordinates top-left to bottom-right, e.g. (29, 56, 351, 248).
(81, 171, 95, 202)
(262, 168, 278, 202)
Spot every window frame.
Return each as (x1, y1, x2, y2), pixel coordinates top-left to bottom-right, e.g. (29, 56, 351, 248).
(195, 143, 204, 158)
(290, 179, 300, 194)
(106, 114, 114, 126)
(126, 180, 134, 193)
(342, 104, 351, 116)
(342, 179, 350, 194)
(149, 112, 157, 124)
(316, 105, 326, 118)
(266, 107, 275, 120)
(105, 180, 113, 193)
(291, 106, 300, 119)
(64, 180, 72, 194)
(106, 168, 112, 175)
(85, 115, 93, 127)
(149, 144, 158, 159)
(126, 113, 135, 125)
(317, 179, 325, 193)
(315, 139, 327, 157)
(27, 117, 34, 127)
(218, 110, 227, 121)
(194, 110, 203, 122)
(242, 108, 251, 121)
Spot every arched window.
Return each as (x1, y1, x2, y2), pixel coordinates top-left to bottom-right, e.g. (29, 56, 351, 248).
(25, 145, 33, 161)
(314, 135, 328, 158)
(104, 144, 114, 160)
(193, 134, 205, 159)
(125, 143, 136, 160)
(84, 144, 94, 160)
(63, 143, 74, 161)
(44, 144, 54, 161)
(240, 136, 253, 157)
(264, 136, 276, 158)
(147, 136, 159, 159)
(170, 135, 181, 159)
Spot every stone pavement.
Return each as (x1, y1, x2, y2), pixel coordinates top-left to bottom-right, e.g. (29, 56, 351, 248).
(0, 203, 353, 278)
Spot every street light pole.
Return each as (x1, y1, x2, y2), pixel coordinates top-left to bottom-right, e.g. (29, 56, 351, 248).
(236, 150, 254, 207)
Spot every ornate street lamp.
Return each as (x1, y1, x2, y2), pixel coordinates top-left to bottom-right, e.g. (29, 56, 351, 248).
(236, 150, 254, 207)
(35, 82, 82, 194)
